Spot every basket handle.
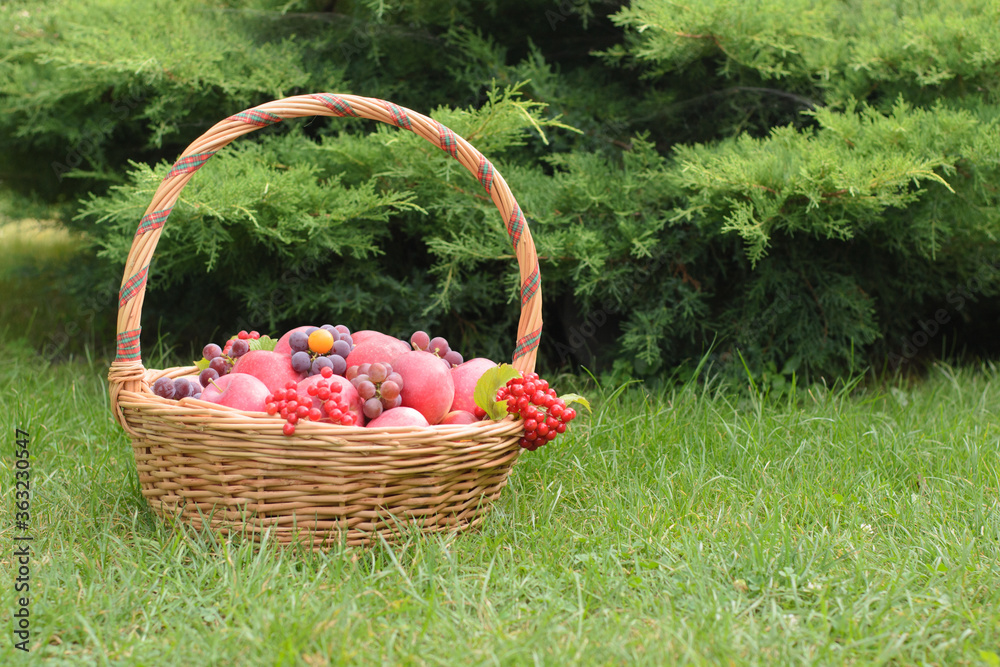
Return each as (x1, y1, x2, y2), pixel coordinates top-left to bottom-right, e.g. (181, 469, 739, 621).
(108, 94, 543, 417)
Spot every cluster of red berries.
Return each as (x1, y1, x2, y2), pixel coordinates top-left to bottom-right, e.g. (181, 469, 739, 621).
(265, 366, 356, 436)
(494, 372, 577, 451)
(222, 330, 261, 358)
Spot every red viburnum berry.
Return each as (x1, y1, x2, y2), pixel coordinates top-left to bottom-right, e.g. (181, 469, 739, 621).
(501, 373, 581, 450)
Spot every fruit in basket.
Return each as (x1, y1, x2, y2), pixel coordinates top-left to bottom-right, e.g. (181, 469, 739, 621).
(366, 406, 429, 428)
(391, 350, 455, 425)
(494, 372, 585, 451)
(409, 330, 464, 367)
(347, 362, 405, 420)
(201, 373, 270, 412)
(345, 333, 410, 367)
(440, 410, 479, 425)
(153, 376, 202, 400)
(274, 325, 314, 356)
(308, 328, 335, 354)
(231, 350, 304, 393)
(450, 358, 498, 414)
(297, 373, 364, 425)
(275, 324, 354, 377)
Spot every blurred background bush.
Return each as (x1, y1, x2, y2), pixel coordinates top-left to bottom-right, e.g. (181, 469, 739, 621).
(2, 0, 999, 382)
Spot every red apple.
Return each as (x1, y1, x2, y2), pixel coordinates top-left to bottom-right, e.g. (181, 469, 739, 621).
(201, 373, 270, 412)
(273, 325, 314, 356)
(366, 407, 429, 428)
(391, 350, 455, 425)
(297, 374, 365, 426)
(450, 357, 498, 414)
(439, 410, 479, 425)
(345, 333, 410, 368)
(231, 349, 304, 393)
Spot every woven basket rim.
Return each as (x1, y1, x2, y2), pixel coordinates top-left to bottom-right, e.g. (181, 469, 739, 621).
(133, 363, 523, 436)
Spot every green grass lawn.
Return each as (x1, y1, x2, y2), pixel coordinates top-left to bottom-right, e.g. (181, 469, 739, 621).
(2, 336, 999, 665)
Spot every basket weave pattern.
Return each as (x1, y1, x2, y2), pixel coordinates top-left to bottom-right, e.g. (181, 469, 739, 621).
(108, 94, 543, 547)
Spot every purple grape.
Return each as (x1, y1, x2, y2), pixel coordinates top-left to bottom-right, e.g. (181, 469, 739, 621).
(410, 331, 430, 351)
(330, 354, 347, 376)
(429, 336, 450, 357)
(340, 333, 354, 348)
(310, 356, 333, 376)
(199, 368, 219, 387)
(209, 356, 229, 375)
(357, 381, 377, 400)
(291, 351, 312, 373)
(289, 331, 310, 353)
(192, 392, 202, 400)
(332, 339, 351, 358)
(335, 325, 350, 335)
(153, 377, 176, 399)
(444, 350, 463, 367)
(387, 372, 403, 391)
(202, 343, 222, 360)
(173, 378, 192, 399)
(363, 397, 383, 419)
(369, 363, 388, 384)
(321, 324, 337, 335)
(230, 338, 250, 358)
(380, 380, 400, 401)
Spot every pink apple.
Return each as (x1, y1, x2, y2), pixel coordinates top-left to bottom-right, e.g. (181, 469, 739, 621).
(200, 373, 270, 412)
(297, 374, 365, 426)
(450, 357, 498, 414)
(273, 325, 314, 356)
(391, 350, 455, 425)
(366, 407, 429, 428)
(231, 349, 304, 393)
(349, 330, 382, 346)
(345, 333, 411, 368)
(439, 410, 479, 425)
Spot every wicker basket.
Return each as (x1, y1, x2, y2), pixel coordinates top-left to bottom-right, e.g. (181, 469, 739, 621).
(108, 94, 543, 548)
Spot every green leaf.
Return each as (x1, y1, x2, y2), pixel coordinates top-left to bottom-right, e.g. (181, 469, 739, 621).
(559, 393, 591, 413)
(249, 335, 277, 352)
(474, 364, 522, 420)
(194, 357, 210, 371)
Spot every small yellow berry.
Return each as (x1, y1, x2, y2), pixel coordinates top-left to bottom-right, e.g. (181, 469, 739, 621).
(308, 328, 335, 354)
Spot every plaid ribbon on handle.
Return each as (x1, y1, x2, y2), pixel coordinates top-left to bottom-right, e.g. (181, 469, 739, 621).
(520, 265, 540, 306)
(119, 264, 149, 308)
(381, 101, 413, 130)
(135, 208, 171, 237)
(311, 93, 359, 117)
(436, 122, 460, 158)
(476, 155, 495, 193)
(166, 151, 217, 180)
(506, 204, 525, 249)
(512, 327, 543, 362)
(227, 108, 283, 127)
(115, 328, 142, 362)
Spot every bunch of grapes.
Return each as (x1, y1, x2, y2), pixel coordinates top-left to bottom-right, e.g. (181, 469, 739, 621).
(346, 362, 404, 420)
(493, 373, 577, 451)
(289, 325, 354, 377)
(409, 330, 464, 367)
(266, 367, 356, 436)
(152, 376, 203, 400)
(199, 330, 260, 387)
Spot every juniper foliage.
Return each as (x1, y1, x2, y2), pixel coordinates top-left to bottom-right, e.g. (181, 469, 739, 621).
(3, 0, 1000, 378)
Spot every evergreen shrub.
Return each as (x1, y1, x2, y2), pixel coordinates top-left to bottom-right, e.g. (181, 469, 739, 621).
(3, 0, 999, 379)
